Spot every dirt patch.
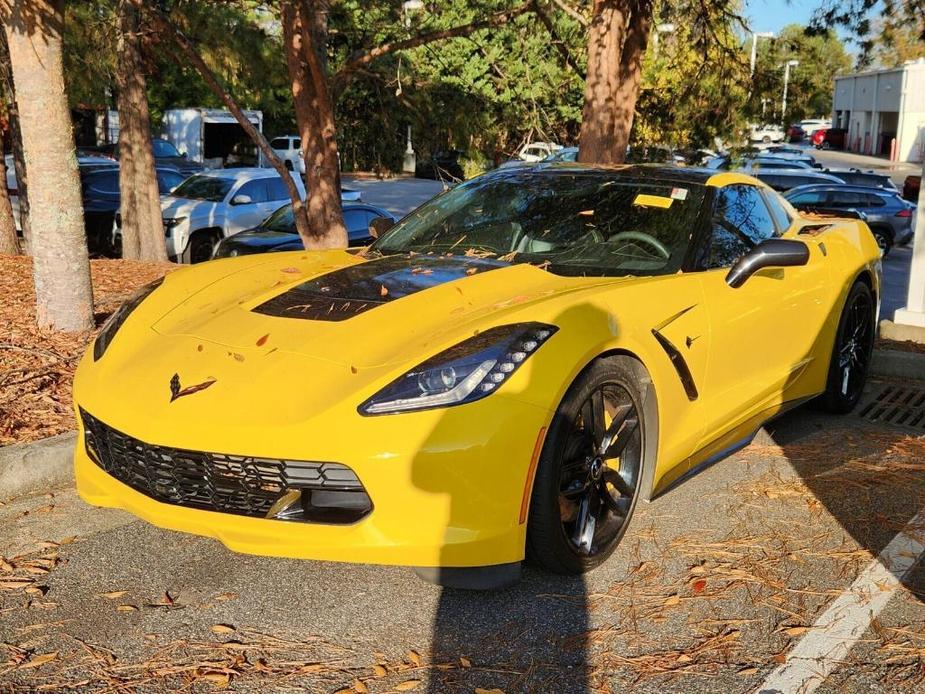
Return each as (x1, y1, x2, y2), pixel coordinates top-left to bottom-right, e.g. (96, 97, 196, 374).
(0, 255, 174, 446)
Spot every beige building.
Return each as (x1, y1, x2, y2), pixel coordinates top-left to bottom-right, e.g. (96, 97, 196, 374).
(832, 58, 925, 163)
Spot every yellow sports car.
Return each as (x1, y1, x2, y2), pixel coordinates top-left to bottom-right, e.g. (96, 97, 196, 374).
(73, 165, 880, 589)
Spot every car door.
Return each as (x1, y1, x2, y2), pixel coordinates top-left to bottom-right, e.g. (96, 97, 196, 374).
(695, 184, 832, 449)
(226, 179, 270, 234)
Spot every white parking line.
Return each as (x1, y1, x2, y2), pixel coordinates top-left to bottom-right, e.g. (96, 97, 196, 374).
(759, 509, 925, 694)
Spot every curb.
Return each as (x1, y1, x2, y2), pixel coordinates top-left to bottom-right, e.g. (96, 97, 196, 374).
(870, 348, 925, 381)
(0, 349, 921, 500)
(0, 432, 75, 500)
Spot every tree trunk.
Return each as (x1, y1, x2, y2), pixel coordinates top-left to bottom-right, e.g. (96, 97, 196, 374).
(3, 0, 93, 332)
(116, 0, 167, 261)
(577, 0, 652, 164)
(282, 0, 347, 249)
(0, 30, 30, 248)
(0, 136, 18, 254)
(135, 0, 314, 242)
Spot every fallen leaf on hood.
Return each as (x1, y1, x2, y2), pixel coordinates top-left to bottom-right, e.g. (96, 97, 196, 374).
(256, 334, 270, 347)
(281, 267, 301, 274)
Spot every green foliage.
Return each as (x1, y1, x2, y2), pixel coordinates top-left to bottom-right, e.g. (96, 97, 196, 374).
(748, 24, 853, 124)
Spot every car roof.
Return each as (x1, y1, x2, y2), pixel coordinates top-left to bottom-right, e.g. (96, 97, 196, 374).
(191, 167, 281, 181)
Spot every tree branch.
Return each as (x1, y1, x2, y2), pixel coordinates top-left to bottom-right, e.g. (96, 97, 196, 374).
(334, 2, 535, 86)
(550, 0, 588, 27)
(532, 0, 585, 78)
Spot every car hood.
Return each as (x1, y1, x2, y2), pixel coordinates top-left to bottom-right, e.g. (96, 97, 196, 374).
(149, 251, 609, 369)
(160, 196, 218, 219)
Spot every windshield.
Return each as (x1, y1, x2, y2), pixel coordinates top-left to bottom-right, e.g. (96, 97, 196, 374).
(171, 174, 234, 202)
(372, 172, 706, 277)
(152, 139, 181, 158)
(262, 204, 296, 232)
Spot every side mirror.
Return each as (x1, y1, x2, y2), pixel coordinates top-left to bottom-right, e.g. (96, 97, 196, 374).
(368, 216, 395, 239)
(231, 194, 253, 206)
(725, 238, 810, 288)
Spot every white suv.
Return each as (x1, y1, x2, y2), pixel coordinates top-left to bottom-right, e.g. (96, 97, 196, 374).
(161, 168, 305, 263)
(269, 135, 304, 173)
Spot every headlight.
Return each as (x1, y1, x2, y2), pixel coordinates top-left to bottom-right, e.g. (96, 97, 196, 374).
(93, 278, 164, 361)
(359, 323, 557, 415)
(163, 216, 186, 230)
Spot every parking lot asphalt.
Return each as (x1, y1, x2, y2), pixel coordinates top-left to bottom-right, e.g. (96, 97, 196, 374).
(2, 377, 925, 693)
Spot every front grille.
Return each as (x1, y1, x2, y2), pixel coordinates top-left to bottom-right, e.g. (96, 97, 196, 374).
(80, 409, 365, 520)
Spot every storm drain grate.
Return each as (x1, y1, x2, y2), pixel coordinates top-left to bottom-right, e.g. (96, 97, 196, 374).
(858, 384, 925, 432)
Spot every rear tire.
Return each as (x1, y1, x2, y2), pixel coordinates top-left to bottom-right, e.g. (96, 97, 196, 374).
(870, 228, 892, 257)
(817, 281, 875, 414)
(526, 357, 650, 575)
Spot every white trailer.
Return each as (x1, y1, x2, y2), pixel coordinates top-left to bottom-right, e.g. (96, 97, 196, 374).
(162, 108, 263, 168)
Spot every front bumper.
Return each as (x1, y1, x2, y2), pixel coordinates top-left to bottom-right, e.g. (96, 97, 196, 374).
(74, 395, 551, 568)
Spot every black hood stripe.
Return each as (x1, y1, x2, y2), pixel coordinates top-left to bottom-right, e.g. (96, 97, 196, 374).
(252, 254, 508, 321)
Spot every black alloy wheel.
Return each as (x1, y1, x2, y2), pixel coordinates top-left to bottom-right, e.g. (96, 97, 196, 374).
(527, 357, 648, 574)
(818, 281, 875, 413)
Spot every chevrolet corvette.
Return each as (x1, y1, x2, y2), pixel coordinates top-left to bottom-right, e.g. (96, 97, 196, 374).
(73, 165, 880, 589)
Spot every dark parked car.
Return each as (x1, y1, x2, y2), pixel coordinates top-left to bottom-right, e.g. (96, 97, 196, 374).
(92, 138, 203, 177)
(812, 128, 847, 150)
(82, 166, 188, 256)
(903, 174, 921, 203)
(212, 201, 396, 258)
(785, 184, 915, 254)
(822, 168, 898, 190)
(415, 150, 464, 182)
(787, 124, 805, 142)
(748, 169, 846, 192)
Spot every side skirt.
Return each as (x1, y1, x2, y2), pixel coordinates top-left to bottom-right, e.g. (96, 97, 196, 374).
(647, 394, 816, 501)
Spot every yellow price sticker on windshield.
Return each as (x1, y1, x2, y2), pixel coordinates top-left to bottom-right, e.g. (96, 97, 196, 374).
(633, 194, 673, 209)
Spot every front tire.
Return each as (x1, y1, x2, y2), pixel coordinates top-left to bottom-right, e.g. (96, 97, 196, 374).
(182, 230, 220, 264)
(870, 228, 892, 257)
(526, 357, 650, 575)
(817, 281, 875, 414)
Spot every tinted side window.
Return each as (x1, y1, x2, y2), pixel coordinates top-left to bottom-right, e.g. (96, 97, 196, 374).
(829, 191, 867, 207)
(235, 179, 268, 203)
(864, 193, 886, 207)
(788, 190, 827, 205)
(292, 139, 301, 149)
(716, 185, 776, 244)
(705, 221, 751, 269)
(266, 177, 289, 201)
(270, 138, 288, 149)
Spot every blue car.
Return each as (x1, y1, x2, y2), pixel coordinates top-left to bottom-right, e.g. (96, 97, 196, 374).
(213, 201, 396, 258)
(785, 184, 916, 254)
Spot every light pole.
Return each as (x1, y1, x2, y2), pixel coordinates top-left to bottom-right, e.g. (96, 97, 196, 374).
(750, 31, 774, 77)
(781, 59, 799, 126)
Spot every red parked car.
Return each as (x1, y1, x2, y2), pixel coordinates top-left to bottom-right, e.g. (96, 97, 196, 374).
(787, 124, 805, 142)
(903, 174, 921, 203)
(812, 128, 847, 150)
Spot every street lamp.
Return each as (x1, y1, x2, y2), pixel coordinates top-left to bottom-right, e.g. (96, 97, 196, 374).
(749, 31, 774, 77)
(781, 59, 799, 125)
